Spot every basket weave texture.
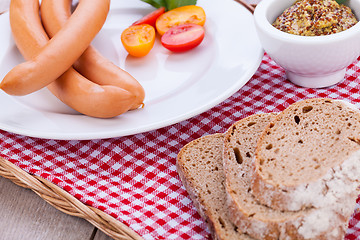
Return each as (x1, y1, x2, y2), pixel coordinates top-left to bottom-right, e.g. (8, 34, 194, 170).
(0, 157, 143, 240)
(2, 53, 360, 239)
(2, 0, 360, 237)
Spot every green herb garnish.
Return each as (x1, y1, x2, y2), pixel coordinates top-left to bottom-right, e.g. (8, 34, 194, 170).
(141, 0, 197, 11)
(335, 0, 346, 4)
(141, 0, 167, 9)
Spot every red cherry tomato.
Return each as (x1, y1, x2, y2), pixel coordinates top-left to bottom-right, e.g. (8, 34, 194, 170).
(161, 23, 205, 52)
(132, 7, 166, 27)
(155, 5, 206, 36)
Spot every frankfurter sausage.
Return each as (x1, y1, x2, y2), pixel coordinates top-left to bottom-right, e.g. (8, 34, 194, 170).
(40, 0, 145, 110)
(1, 0, 110, 96)
(8, 0, 136, 118)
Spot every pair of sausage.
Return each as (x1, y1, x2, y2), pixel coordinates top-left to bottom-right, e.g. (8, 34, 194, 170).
(1, 0, 145, 118)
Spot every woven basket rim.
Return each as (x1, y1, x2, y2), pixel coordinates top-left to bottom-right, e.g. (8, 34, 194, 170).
(0, 156, 143, 240)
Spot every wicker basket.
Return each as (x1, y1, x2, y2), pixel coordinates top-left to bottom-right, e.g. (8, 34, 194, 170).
(0, 3, 144, 238)
(0, 3, 143, 238)
(0, 157, 143, 240)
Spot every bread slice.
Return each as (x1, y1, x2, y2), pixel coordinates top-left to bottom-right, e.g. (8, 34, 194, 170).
(223, 112, 358, 239)
(176, 133, 257, 240)
(252, 98, 360, 212)
(177, 98, 360, 240)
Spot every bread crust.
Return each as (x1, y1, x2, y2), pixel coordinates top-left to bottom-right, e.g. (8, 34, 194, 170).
(176, 98, 360, 240)
(176, 133, 256, 240)
(251, 98, 360, 212)
(223, 111, 358, 239)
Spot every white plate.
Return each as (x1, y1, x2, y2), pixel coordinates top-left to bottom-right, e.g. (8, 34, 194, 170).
(0, 0, 263, 140)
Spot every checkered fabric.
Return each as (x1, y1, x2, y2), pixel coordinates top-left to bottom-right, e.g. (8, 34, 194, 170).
(1, 54, 360, 239)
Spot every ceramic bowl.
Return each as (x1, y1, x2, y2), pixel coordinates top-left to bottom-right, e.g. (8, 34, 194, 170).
(253, 0, 360, 88)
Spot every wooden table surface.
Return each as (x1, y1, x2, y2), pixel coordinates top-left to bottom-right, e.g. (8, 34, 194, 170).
(0, 1, 113, 239)
(0, 175, 113, 240)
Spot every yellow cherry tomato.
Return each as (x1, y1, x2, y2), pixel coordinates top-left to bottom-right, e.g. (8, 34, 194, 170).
(121, 24, 155, 57)
(155, 5, 206, 36)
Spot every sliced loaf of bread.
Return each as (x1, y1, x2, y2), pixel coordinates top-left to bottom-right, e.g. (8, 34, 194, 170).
(176, 98, 360, 240)
(223, 112, 357, 240)
(176, 133, 257, 240)
(252, 98, 360, 212)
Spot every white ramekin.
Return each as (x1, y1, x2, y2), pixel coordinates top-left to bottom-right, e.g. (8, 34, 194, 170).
(254, 0, 360, 88)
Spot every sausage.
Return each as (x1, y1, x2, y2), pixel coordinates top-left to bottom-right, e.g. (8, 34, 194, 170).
(7, 0, 136, 118)
(1, 0, 110, 96)
(40, 0, 145, 110)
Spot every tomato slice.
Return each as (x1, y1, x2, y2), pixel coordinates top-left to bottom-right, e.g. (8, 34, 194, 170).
(121, 24, 156, 57)
(156, 5, 206, 36)
(132, 7, 166, 27)
(161, 24, 205, 52)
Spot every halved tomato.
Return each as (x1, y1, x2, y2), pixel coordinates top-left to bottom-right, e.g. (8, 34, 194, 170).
(121, 24, 156, 57)
(155, 5, 206, 35)
(161, 23, 205, 52)
(132, 7, 166, 27)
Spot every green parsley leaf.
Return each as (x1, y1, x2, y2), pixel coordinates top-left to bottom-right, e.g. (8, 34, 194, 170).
(141, 0, 197, 11)
(166, 0, 197, 10)
(141, 0, 167, 9)
(335, 0, 346, 4)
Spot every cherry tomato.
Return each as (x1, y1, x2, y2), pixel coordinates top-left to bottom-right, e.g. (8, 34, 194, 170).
(155, 5, 206, 36)
(121, 24, 155, 57)
(132, 7, 166, 27)
(161, 23, 205, 52)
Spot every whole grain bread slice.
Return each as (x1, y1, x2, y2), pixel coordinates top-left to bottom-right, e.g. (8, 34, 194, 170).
(176, 133, 257, 240)
(251, 98, 360, 212)
(223, 112, 359, 240)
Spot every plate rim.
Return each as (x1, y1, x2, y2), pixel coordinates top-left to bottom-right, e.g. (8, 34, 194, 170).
(0, 0, 264, 140)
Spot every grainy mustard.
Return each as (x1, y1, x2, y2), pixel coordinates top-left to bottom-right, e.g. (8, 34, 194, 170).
(273, 0, 358, 36)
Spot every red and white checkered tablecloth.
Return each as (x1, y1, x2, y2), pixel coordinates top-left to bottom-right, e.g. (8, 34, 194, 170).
(1, 53, 360, 239)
